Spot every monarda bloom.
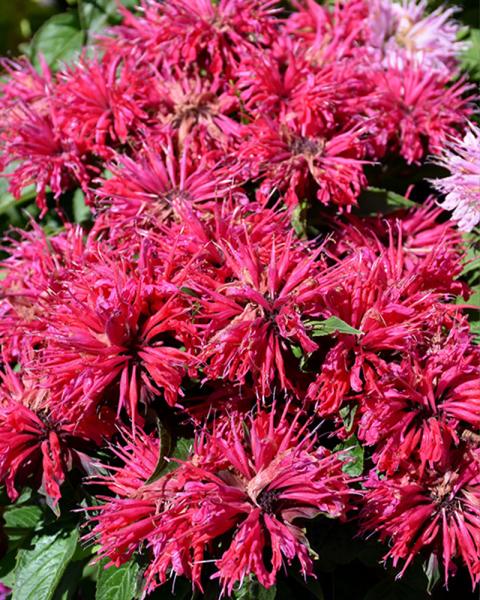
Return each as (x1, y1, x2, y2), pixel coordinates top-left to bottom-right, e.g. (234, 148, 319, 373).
(373, 65, 473, 164)
(91, 408, 354, 594)
(0, 365, 113, 504)
(358, 337, 480, 475)
(56, 55, 153, 156)
(307, 240, 463, 415)
(197, 229, 324, 397)
(367, 0, 468, 74)
(96, 132, 242, 225)
(108, 0, 279, 77)
(361, 449, 480, 587)
(237, 117, 368, 208)
(154, 71, 240, 152)
(0, 223, 91, 361)
(0, 56, 52, 108)
(36, 245, 197, 424)
(432, 123, 480, 232)
(0, 104, 94, 213)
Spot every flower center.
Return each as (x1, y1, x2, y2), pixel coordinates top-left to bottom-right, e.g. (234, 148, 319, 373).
(430, 472, 461, 514)
(257, 488, 279, 514)
(290, 136, 324, 158)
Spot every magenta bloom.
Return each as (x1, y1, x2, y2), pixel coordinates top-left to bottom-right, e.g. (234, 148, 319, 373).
(358, 338, 480, 474)
(97, 132, 242, 224)
(308, 239, 463, 415)
(373, 65, 473, 164)
(154, 71, 240, 152)
(238, 117, 368, 208)
(0, 105, 93, 213)
(91, 408, 354, 593)
(0, 365, 113, 503)
(361, 451, 480, 587)
(109, 0, 279, 76)
(198, 230, 323, 397)
(56, 55, 152, 155)
(38, 258, 196, 422)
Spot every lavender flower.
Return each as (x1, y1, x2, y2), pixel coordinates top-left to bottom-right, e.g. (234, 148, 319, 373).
(432, 123, 480, 231)
(368, 0, 469, 74)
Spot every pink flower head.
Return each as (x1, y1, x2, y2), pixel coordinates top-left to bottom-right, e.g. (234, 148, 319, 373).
(56, 54, 152, 156)
(107, 0, 279, 76)
(37, 250, 197, 423)
(238, 117, 368, 208)
(367, 0, 469, 74)
(361, 450, 480, 587)
(0, 104, 94, 213)
(432, 123, 480, 232)
(0, 56, 52, 108)
(197, 229, 324, 397)
(91, 408, 354, 593)
(96, 132, 243, 224)
(308, 238, 463, 415)
(329, 199, 468, 293)
(0, 223, 91, 360)
(154, 70, 240, 151)
(358, 338, 480, 475)
(373, 65, 474, 164)
(0, 365, 112, 504)
(84, 426, 182, 569)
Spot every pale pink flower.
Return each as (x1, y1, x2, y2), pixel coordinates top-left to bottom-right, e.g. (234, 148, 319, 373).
(367, 0, 468, 74)
(432, 123, 480, 231)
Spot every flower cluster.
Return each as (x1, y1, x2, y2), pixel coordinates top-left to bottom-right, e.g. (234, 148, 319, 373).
(0, 0, 479, 596)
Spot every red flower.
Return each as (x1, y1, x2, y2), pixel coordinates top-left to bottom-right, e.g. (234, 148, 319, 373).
(96, 132, 244, 224)
(197, 230, 323, 397)
(56, 55, 152, 155)
(361, 451, 480, 587)
(373, 65, 474, 164)
(154, 70, 240, 152)
(0, 104, 93, 214)
(37, 254, 196, 423)
(0, 366, 112, 503)
(358, 338, 480, 474)
(91, 408, 354, 593)
(308, 240, 463, 415)
(237, 117, 368, 208)
(0, 223, 90, 361)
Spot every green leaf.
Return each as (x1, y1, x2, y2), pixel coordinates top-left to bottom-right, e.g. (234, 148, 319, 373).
(163, 438, 192, 474)
(291, 344, 303, 359)
(179, 287, 200, 298)
(52, 561, 85, 600)
(334, 435, 364, 476)
(291, 199, 308, 238)
(339, 404, 358, 434)
(12, 526, 79, 600)
(0, 185, 36, 216)
(30, 13, 84, 70)
(95, 559, 140, 600)
(461, 29, 480, 81)
(2, 503, 43, 550)
(423, 554, 440, 594)
(72, 189, 90, 224)
(3, 505, 43, 530)
(144, 420, 172, 485)
(233, 575, 276, 600)
(77, 0, 138, 40)
(308, 316, 362, 337)
(359, 187, 416, 215)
